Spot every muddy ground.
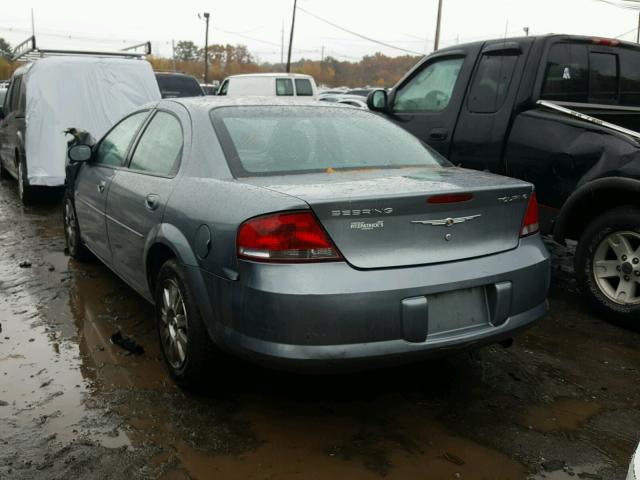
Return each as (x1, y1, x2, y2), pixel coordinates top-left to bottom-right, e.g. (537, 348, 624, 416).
(0, 178, 639, 480)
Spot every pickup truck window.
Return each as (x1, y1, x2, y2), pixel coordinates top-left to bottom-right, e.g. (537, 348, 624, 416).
(468, 53, 518, 113)
(589, 53, 618, 104)
(394, 57, 463, 112)
(541, 44, 588, 103)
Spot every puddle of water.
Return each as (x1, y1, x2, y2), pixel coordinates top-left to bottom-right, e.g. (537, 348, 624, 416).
(522, 398, 601, 433)
(529, 463, 610, 479)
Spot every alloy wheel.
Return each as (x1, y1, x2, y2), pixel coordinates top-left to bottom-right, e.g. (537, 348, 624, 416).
(159, 279, 189, 369)
(592, 231, 640, 305)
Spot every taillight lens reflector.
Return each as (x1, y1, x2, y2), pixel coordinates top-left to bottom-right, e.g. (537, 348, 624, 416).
(428, 193, 474, 204)
(237, 211, 342, 262)
(520, 192, 540, 237)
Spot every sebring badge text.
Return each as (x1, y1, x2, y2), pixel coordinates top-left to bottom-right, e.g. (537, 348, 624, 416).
(331, 208, 394, 217)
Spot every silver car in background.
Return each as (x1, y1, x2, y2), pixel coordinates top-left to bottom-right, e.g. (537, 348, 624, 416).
(63, 98, 550, 388)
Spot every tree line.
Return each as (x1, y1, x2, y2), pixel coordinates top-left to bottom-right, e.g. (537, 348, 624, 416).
(1, 37, 422, 88)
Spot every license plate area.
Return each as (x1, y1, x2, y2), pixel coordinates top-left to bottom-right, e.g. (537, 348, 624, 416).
(427, 286, 489, 336)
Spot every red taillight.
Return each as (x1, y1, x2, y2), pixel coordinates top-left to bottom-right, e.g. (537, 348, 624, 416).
(520, 192, 539, 237)
(428, 193, 474, 204)
(237, 211, 342, 262)
(591, 37, 619, 47)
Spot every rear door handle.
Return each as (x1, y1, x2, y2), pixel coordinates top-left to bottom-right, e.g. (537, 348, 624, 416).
(145, 194, 160, 211)
(97, 180, 106, 193)
(429, 128, 448, 141)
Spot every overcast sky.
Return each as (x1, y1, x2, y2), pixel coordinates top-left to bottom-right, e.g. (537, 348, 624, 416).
(1, 0, 638, 63)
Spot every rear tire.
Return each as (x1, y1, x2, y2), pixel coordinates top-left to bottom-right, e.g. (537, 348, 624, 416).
(17, 155, 37, 205)
(155, 259, 218, 389)
(575, 206, 640, 325)
(62, 191, 92, 262)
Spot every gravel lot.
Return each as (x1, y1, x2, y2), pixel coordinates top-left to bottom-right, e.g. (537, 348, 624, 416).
(0, 178, 639, 480)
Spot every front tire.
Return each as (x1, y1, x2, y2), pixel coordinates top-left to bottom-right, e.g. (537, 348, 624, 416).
(155, 259, 217, 389)
(575, 206, 640, 325)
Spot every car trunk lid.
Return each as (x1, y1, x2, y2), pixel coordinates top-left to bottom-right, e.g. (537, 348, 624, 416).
(240, 167, 533, 269)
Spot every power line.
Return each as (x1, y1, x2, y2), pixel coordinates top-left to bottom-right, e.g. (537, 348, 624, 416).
(296, 6, 423, 55)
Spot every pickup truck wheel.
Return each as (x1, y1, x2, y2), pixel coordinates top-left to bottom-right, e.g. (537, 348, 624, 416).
(17, 157, 37, 205)
(155, 259, 217, 390)
(62, 192, 92, 262)
(575, 206, 640, 324)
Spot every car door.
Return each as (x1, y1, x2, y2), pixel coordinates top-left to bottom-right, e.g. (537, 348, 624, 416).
(449, 41, 526, 173)
(0, 75, 23, 176)
(386, 47, 479, 157)
(105, 108, 186, 294)
(74, 111, 149, 264)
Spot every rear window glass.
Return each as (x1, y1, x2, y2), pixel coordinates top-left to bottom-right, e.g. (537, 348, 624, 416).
(541, 43, 588, 103)
(210, 106, 446, 177)
(468, 53, 518, 113)
(620, 50, 640, 106)
(589, 52, 618, 104)
(276, 78, 294, 96)
(295, 79, 313, 96)
(156, 75, 204, 98)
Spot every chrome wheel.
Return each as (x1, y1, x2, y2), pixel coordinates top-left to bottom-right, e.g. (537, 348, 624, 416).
(593, 231, 640, 305)
(159, 279, 188, 369)
(64, 200, 78, 252)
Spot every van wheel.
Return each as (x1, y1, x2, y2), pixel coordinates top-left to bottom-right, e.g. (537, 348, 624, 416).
(575, 206, 640, 325)
(62, 192, 92, 262)
(0, 158, 9, 179)
(17, 156, 37, 205)
(155, 259, 217, 389)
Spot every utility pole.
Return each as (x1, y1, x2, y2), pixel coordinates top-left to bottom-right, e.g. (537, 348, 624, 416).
(199, 12, 211, 84)
(31, 8, 35, 37)
(321, 45, 325, 84)
(281, 19, 285, 70)
(434, 0, 443, 51)
(286, 0, 298, 73)
(637, 12, 640, 43)
(172, 39, 176, 72)
(523, 27, 530, 37)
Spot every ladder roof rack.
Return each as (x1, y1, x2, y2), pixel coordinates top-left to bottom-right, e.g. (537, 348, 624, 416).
(12, 36, 151, 62)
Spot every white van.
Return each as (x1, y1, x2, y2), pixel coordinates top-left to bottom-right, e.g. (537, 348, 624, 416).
(217, 73, 318, 99)
(0, 56, 160, 203)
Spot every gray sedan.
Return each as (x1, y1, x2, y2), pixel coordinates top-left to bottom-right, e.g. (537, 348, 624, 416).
(63, 98, 550, 388)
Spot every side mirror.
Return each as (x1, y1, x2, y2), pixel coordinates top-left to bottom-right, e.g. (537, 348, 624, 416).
(68, 144, 92, 163)
(367, 89, 389, 112)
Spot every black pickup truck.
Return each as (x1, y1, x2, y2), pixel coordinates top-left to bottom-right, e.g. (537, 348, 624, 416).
(368, 34, 640, 323)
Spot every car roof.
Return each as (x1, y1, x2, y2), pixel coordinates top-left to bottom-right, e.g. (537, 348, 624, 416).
(435, 33, 640, 53)
(165, 96, 354, 111)
(225, 73, 313, 79)
(155, 72, 198, 79)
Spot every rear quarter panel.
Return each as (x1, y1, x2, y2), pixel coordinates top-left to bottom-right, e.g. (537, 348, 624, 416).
(504, 109, 640, 216)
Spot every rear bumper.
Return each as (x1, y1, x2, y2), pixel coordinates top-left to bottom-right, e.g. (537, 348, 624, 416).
(197, 234, 550, 371)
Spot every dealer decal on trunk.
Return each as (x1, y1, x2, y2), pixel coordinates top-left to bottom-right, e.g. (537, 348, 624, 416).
(350, 220, 385, 231)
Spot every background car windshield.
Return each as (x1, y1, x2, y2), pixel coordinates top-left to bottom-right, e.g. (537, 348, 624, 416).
(211, 106, 446, 176)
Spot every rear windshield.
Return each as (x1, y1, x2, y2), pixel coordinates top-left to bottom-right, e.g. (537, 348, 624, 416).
(210, 106, 446, 177)
(156, 75, 204, 98)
